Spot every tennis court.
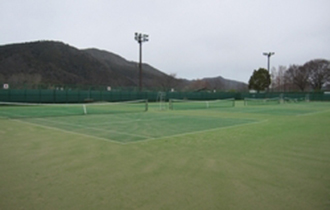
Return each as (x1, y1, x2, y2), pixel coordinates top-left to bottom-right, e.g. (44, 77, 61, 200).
(16, 111, 258, 144)
(227, 104, 321, 116)
(4, 99, 327, 144)
(0, 98, 257, 144)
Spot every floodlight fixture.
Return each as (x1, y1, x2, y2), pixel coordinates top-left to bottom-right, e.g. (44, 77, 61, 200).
(135, 32, 149, 91)
(263, 52, 275, 57)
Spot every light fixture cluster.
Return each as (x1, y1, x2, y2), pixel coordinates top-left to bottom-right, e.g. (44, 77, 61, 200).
(135, 33, 149, 44)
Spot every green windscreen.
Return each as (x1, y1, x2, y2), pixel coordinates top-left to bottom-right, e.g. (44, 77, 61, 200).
(0, 100, 148, 118)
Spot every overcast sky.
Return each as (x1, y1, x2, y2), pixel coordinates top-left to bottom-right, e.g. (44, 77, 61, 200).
(1, 0, 329, 82)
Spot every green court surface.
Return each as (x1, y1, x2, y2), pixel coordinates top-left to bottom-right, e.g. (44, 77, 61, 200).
(0, 101, 330, 210)
(19, 112, 258, 144)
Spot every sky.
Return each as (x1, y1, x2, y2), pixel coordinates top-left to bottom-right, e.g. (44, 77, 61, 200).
(1, 0, 329, 83)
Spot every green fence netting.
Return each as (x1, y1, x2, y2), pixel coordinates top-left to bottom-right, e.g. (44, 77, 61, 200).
(0, 89, 329, 103)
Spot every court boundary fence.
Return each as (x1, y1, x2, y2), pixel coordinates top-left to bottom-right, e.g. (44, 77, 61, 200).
(0, 89, 329, 103)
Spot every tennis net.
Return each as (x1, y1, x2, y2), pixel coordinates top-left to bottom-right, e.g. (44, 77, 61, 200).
(244, 97, 281, 106)
(0, 100, 148, 118)
(169, 98, 235, 110)
(283, 97, 307, 103)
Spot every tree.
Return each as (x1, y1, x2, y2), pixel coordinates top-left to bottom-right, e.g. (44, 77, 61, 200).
(187, 79, 210, 91)
(271, 65, 287, 91)
(285, 64, 309, 91)
(304, 59, 330, 91)
(159, 73, 178, 91)
(248, 68, 271, 92)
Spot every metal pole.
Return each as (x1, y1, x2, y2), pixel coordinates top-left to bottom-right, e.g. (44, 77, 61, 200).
(139, 41, 142, 91)
(267, 55, 270, 72)
(263, 52, 275, 71)
(135, 32, 149, 92)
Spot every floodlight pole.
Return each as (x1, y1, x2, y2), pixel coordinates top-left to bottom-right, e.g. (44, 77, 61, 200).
(135, 32, 149, 91)
(263, 52, 275, 72)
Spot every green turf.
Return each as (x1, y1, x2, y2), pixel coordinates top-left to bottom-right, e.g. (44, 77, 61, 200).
(0, 101, 330, 209)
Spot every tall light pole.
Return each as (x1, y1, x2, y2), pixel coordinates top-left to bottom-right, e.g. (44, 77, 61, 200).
(263, 52, 275, 72)
(135, 32, 149, 91)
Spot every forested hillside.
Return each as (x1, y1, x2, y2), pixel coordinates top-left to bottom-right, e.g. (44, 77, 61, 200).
(0, 41, 247, 91)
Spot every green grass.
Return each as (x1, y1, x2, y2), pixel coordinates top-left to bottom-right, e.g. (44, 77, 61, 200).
(0, 101, 330, 209)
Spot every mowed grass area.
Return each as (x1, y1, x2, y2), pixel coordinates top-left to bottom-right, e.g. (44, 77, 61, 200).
(0, 101, 330, 209)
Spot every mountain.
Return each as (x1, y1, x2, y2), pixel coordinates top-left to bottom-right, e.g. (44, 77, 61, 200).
(83, 48, 186, 90)
(201, 76, 248, 91)
(0, 41, 247, 91)
(0, 41, 114, 86)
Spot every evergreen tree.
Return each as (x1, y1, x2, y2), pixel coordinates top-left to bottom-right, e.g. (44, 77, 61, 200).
(248, 68, 271, 92)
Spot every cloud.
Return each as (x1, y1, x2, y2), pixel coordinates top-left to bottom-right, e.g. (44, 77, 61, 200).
(1, 0, 329, 82)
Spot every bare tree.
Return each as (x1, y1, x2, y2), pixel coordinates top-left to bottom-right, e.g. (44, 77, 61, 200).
(270, 66, 277, 90)
(271, 65, 287, 91)
(285, 65, 309, 91)
(184, 79, 211, 91)
(159, 73, 179, 91)
(304, 59, 330, 91)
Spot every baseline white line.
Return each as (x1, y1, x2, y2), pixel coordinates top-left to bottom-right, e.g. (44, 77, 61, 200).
(12, 119, 124, 144)
(126, 119, 269, 144)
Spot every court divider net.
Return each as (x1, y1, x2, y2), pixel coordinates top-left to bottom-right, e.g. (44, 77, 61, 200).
(0, 99, 148, 118)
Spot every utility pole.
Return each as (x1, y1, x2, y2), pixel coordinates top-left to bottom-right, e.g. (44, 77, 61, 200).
(135, 32, 149, 91)
(263, 52, 275, 72)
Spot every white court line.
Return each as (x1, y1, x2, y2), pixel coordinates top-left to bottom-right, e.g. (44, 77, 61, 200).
(126, 119, 269, 144)
(90, 116, 185, 126)
(13, 117, 268, 145)
(12, 119, 124, 144)
(0, 110, 27, 118)
(30, 118, 151, 139)
(296, 109, 330, 117)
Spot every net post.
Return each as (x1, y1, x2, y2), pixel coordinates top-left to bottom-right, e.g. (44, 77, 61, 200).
(305, 94, 310, 102)
(169, 99, 173, 110)
(145, 100, 148, 112)
(83, 104, 87, 115)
